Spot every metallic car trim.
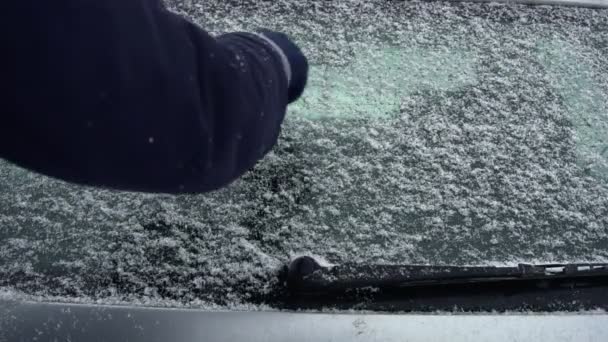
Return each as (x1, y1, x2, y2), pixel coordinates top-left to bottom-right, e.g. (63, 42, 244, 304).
(1, 300, 607, 342)
(440, 0, 608, 8)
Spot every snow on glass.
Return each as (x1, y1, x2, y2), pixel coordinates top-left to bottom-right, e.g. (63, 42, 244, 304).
(1, 0, 608, 310)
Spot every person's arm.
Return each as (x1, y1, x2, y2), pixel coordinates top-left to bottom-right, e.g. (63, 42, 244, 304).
(0, 0, 308, 194)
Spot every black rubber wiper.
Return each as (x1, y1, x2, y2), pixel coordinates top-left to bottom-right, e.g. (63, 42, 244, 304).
(275, 256, 608, 312)
(286, 256, 608, 294)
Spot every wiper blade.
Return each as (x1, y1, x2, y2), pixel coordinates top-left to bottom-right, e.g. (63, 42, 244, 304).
(259, 257, 608, 312)
(284, 256, 608, 295)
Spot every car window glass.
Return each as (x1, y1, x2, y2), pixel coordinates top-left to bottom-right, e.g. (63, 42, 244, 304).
(1, 1, 607, 309)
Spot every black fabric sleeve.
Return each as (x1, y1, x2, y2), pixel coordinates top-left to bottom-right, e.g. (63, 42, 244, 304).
(0, 0, 290, 194)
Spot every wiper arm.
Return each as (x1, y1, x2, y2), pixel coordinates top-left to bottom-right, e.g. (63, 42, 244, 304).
(285, 256, 608, 295)
(261, 256, 608, 311)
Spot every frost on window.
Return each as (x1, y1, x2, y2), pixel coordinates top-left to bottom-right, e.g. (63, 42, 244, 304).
(1, 0, 608, 309)
(538, 39, 608, 180)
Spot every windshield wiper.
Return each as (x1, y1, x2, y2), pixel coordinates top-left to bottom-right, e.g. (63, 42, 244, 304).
(285, 256, 608, 294)
(272, 256, 608, 312)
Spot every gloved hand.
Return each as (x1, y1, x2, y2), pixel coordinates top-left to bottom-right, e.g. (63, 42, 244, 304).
(257, 29, 308, 104)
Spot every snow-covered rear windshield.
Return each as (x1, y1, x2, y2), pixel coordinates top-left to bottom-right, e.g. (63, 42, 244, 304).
(1, 1, 607, 309)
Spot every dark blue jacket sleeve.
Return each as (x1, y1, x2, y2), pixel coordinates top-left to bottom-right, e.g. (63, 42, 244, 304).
(0, 0, 295, 194)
